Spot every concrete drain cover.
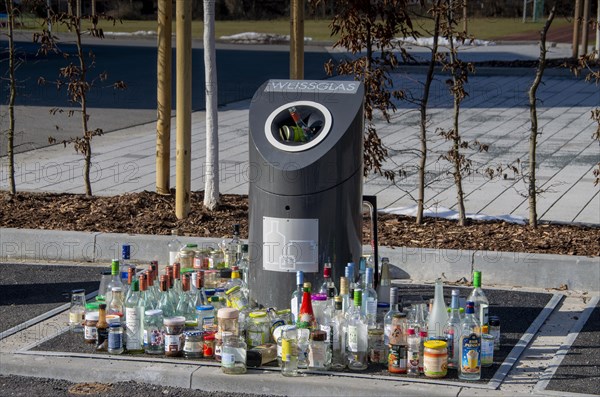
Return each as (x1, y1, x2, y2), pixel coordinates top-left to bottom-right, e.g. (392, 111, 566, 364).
(68, 382, 112, 395)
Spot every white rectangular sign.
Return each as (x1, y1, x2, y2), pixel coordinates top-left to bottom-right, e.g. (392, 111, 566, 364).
(262, 216, 318, 273)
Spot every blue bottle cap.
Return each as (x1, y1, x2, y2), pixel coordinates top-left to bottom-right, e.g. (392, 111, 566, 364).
(122, 244, 131, 260)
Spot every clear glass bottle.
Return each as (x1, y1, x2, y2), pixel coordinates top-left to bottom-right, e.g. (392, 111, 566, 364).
(69, 289, 86, 333)
(444, 289, 462, 369)
(108, 286, 124, 322)
(468, 271, 489, 327)
(428, 278, 448, 339)
(384, 287, 401, 347)
(220, 224, 241, 268)
(124, 266, 137, 303)
(458, 301, 481, 380)
(172, 262, 183, 297)
(105, 259, 123, 305)
(339, 276, 351, 315)
(280, 325, 299, 377)
(221, 334, 247, 374)
(168, 229, 183, 267)
(331, 296, 347, 370)
(376, 257, 392, 305)
(346, 289, 368, 371)
(290, 271, 304, 324)
(362, 268, 378, 328)
(120, 244, 132, 295)
(157, 274, 176, 318)
(144, 309, 164, 355)
(176, 273, 197, 322)
(125, 279, 143, 352)
(108, 322, 124, 354)
(236, 244, 249, 284)
(145, 269, 159, 306)
(319, 260, 338, 297)
(346, 262, 356, 299)
(308, 330, 332, 370)
(297, 327, 310, 369)
(406, 328, 420, 376)
(357, 257, 367, 288)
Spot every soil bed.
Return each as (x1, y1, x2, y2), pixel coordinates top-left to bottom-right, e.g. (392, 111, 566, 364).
(1, 191, 598, 257)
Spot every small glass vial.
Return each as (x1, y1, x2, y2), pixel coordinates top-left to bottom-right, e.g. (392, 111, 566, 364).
(246, 311, 270, 348)
(144, 309, 164, 355)
(217, 308, 240, 336)
(221, 334, 247, 374)
(108, 322, 124, 354)
(69, 289, 86, 333)
(84, 311, 99, 344)
(308, 330, 331, 371)
(183, 331, 204, 359)
(280, 325, 299, 377)
(164, 316, 186, 357)
(204, 332, 216, 359)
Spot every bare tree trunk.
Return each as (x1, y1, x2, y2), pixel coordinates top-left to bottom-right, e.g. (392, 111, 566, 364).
(416, 0, 442, 225)
(290, 0, 304, 79)
(156, 0, 172, 195)
(5, 0, 17, 194)
(573, 0, 582, 58)
(203, 0, 220, 210)
(581, 0, 591, 55)
(528, 3, 557, 228)
(74, 21, 92, 196)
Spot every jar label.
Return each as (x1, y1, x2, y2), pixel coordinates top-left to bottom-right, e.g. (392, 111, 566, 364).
(407, 347, 419, 370)
(424, 351, 448, 377)
(84, 325, 97, 341)
(69, 312, 84, 324)
(460, 333, 481, 374)
(164, 334, 182, 351)
(388, 344, 407, 370)
(247, 330, 265, 347)
(204, 341, 215, 357)
(281, 338, 296, 362)
(347, 325, 358, 352)
(184, 341, 203, 353)
(108, 332, 122, 350)
(308, 343, 327, 368)
(221, 352, 235, 367)
(144, 329, 163, 347)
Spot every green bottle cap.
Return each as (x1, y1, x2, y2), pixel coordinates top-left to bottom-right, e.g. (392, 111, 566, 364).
(473, 271, 482, 288)
(353, 289, 362, 307)
(111, 260, 119, 276)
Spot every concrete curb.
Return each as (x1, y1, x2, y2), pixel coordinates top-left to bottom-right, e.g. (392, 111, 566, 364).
(1, 228, 598, 293)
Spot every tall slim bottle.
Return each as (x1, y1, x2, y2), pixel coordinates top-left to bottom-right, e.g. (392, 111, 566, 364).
(331, 296, 347, 370)
(120, 244, 132, 295)
(376, 257, 392, 305)
(346, 289, 368, 371)
(157, 274, 176, 318)
(361, 268, 378, 328)
(319, 260, 338, 297)
(459, 301, 481, 380)
(468, 271, 489, 327)
(124, 279, 143, 352)
(290, 271, 304, 324)
(428, 278, 448, 338)
(176, 273, 197, 322)
(339, 276, 351, 315)
(145, 269, 159, 305)
(384, 287, 401, 347)
(444, 289, 462, 369)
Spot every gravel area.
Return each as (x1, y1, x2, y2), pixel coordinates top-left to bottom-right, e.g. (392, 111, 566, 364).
(0, 263, 105, 333)
(0, 374, 268, 397)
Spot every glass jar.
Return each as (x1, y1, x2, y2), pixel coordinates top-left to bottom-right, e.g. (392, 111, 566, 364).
(281, 325, 299, 377)
(84, 311, 99, 344)
(203, 331, 216, 359)
(311, 293, 327, 321)
(196, 305, 215, 332)
(194, 249, 210, 270)
(204, 271, 219, 288)
(225, 286, 249, 311)
(164, 316, 186, 357)
(368, 328, 386, 364)
(423, 340, 448, 378)
(217, 308, 239, 336)
(308, 330, 331, 371)
(246, 311, 269, 348)
(144, 309, 164, 355)
(183, 331, 204, 359)
(69, 289, 86, 333)
(277, 309, 293, 325)
(209, 250, 225, 270)
(481, 333, 495, 367)
(108, 322, 124, 354)
(178, 245, 196, 269)
(221, 334, 247, 374)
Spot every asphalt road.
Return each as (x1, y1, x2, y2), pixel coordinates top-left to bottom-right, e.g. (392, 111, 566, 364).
(0, 37, 333, 156)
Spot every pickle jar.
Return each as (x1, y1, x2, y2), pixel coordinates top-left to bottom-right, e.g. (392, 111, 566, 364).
(217, 308, 240, 336)
(178, 244, 197, 269)
(246, 311, 269, 348)
(221, 334, 247, 375)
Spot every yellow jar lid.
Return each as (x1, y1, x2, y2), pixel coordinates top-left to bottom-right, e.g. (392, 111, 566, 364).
(424, 340, 447, 349)
(249, 311, 267, 319)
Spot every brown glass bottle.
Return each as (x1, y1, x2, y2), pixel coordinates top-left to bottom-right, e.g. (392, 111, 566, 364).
(96, 303, 109, 351)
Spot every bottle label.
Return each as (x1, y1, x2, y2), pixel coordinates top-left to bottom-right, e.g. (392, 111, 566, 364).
(221, 352, 235, 367)
(281, 338, 295, 362)
(84, 325, 97, 341)
(164, 334, 182, 352)
(69, 312, 84, 325)
(327, 287, 335, 299)
(480, 304, 489, 326)
(97, 328, 109, 349)
(481, 335, 494, 366)
(407, 347, 419, 370)
(460, 333, 481, 374)
(308, 342, 327, 368)
(125, 307, 139, 332)
(270, 320, 285, 336)
(144, 329, 163, 347)
(347, 325, 358, 352)
(366, 298, 377, 316)
(108, 331, 123, 350)
(388, 344, 407, 371)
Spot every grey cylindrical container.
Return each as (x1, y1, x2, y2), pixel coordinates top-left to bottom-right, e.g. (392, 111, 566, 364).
(247, 79, 365, 309)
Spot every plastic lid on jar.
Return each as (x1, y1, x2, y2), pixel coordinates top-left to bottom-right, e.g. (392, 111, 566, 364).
(215, 288, 225, 293)
(145, 309, 163, 317)
(196, 305, 214, 312)
(282, 325, 297, 332)
(184, 330, 203, 338)
(218, 308, 239, 319)
(85, 302, 100, 311)
(311, 293, 327, 301)
(276, 309, 291, 315)
(249, 311, 267, 319)
(85, 311, 99, 321)
(424, 340, 447, 349)
(311, 330, 327, 341)
(225, 286, 241, 295)
(164, 316, 186, 326)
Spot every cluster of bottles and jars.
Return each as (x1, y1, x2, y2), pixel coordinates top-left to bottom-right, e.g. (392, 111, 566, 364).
(69, 235, 500, 379)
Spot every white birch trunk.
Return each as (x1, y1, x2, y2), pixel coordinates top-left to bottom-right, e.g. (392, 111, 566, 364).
(203, 0, 220, 210)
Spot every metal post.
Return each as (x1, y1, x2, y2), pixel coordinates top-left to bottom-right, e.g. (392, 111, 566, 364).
(463, 0, 467, 33)
(156, 0, 172, 195)
(91, 0, 96, 17)
(290, 0, 304, 79)
(581, 0, 591, 55)
(572, 0, 582, 58)
(175, 0, 192, 219)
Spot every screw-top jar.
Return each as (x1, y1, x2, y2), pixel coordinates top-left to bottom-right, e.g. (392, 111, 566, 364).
(308, 330, 331, 370)
(423, 340, 448, 378)
(203, 332, 216, 359)
(225, 286, 249, 311)
(246, 311, 269, 348)
(217, 308, 239, 336)
(164, 316, 186, 357)
(84, 311, 99, 344)
(221, 334, 247, 375)
(197, 305, 215, 332)
(108, 322, 124, 354)
(144, 309, 164, 355)
(183, 331, 204, 359)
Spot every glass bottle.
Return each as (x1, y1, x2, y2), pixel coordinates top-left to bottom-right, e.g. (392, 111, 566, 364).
(108, 286, 124, 322)
(120, 244, 132, 295)
(362, 268, 378, 328)
(331, 296, 347, 370)
(143, 309, 164, 355)
(428, 278, 448, 339)
(125, 279, 143, 353)
(459, 301, 481, 380)
(308, 330, 332, 370)
(319, 260, 338, 297)
(290, 271, 304, 324)
(468, 271, 489, 327)
(444, 289, 462, 369)
(406, 328, 420, 376)
(376, 257, 392, 305)
(280, 325, 299, 377)
(157, 274, 176, 318)
(145, 269, 159, 306)
(411, 302, 428, 335)
(221, 334, 247, 374)
(176, 273, 197, 322)
(172, 262, 183, 297)
(124, 266, 137, 303)
(105, 259, 123, 305)
(69, 289, 86, 333)
(236, 244, 249, 284)
(297, 282, 316, 331)
(96, 303, 109, 351)
(224, 266, 248, 300)
(388, 313, 408, 374)
(346, 289, 368, 371)
(384, 287, 401, 347)
(246, 311, 270, 348)
(357, 257, 367, 288)
(220, 224, 241, 268)
(168, 229, 183, 267)
(345, 263, 356, 307)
